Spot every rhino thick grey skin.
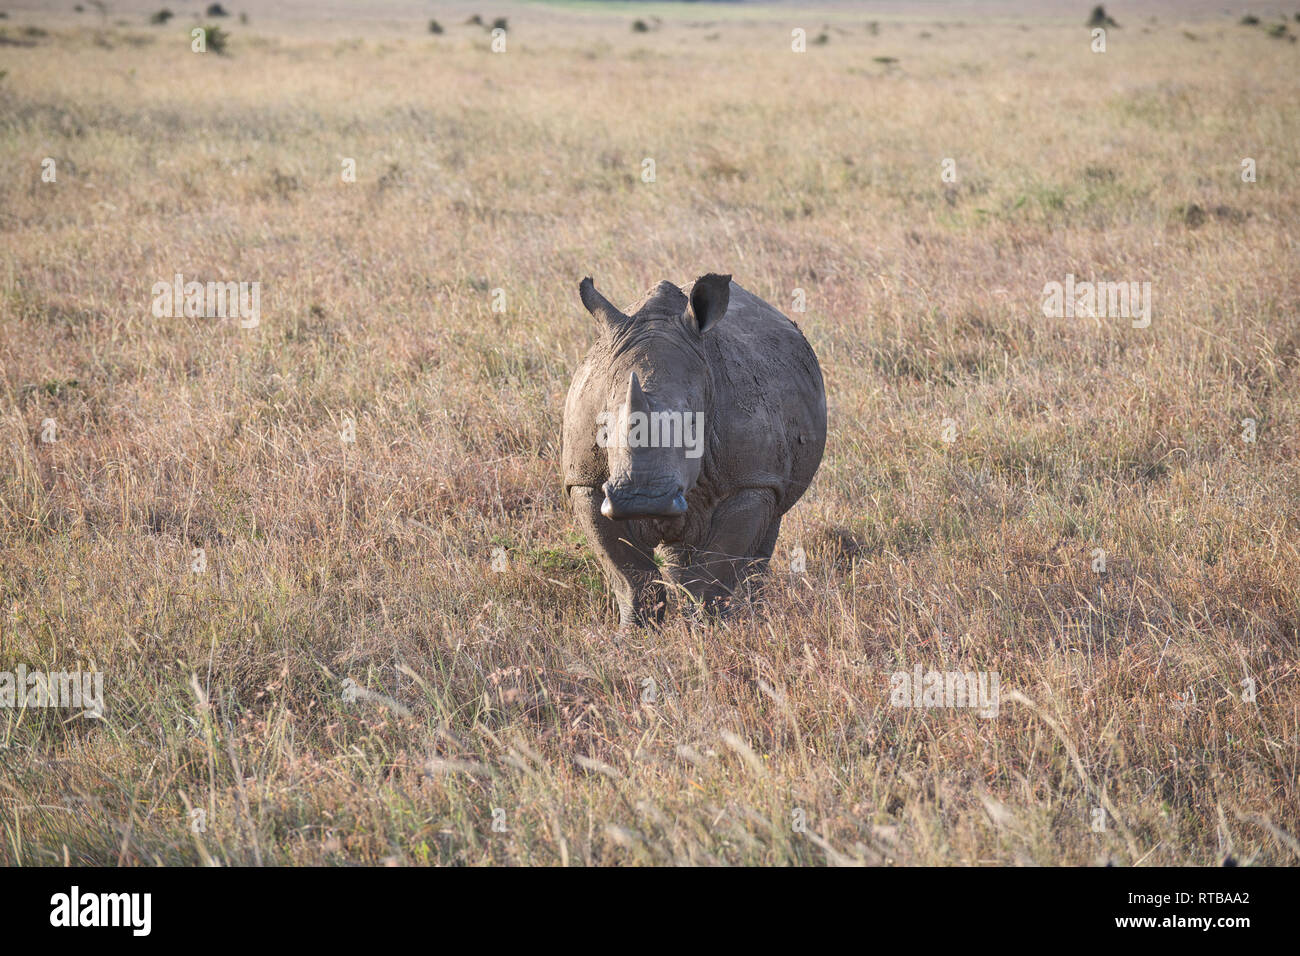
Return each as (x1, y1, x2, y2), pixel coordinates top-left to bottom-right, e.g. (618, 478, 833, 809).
(562, 273, 827, 627)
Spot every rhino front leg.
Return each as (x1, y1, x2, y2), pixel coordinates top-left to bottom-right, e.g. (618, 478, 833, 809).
(675, 487, 779, 616)
(570, 486, 666, 629)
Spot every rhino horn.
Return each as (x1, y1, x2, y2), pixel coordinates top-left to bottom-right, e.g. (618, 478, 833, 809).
(579, 277, 629, 333)
(626, 370, 650, 414)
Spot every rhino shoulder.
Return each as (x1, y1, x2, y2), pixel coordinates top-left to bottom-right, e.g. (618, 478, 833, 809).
(561, 345, 609, 491)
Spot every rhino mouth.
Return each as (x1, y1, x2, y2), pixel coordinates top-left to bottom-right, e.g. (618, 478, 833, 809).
(600, 481, 688, 520)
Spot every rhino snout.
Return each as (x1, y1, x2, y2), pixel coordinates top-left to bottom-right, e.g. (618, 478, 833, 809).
(600, 481, 688, 521)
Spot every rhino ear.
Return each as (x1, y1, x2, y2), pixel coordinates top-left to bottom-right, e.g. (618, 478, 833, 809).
(579, 277, 628, 333)
(687, 273, 731, 335)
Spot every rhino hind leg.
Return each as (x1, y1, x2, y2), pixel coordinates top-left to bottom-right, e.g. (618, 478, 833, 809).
(570, 486, 666, 629)
(676, 488, 781, 617)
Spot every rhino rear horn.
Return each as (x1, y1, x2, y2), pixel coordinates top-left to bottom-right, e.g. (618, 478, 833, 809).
(579, 277, 628, 333)
(687, 273, 732, 334)
(626, 370, 650, 415)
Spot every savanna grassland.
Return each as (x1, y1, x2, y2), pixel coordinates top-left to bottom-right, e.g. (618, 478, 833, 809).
(1, 1, 1298, 866)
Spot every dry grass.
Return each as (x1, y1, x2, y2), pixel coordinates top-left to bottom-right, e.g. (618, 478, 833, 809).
(1, 1, 1298, 865)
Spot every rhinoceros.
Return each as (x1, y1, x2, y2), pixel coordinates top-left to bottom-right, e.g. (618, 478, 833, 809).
(562, 273, 826, 627)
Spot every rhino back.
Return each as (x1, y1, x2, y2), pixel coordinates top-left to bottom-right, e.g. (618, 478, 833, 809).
(695, 280, 827, 512)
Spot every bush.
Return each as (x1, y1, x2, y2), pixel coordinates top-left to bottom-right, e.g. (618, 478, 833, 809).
(150, 8, 173, 25)
(1087, 5, 1119, 28)
(200, 24, 228, 54)
(428, 19, 442, 34)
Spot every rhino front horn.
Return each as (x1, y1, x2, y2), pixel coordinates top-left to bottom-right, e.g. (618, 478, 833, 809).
(579, 277, 628, 333)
